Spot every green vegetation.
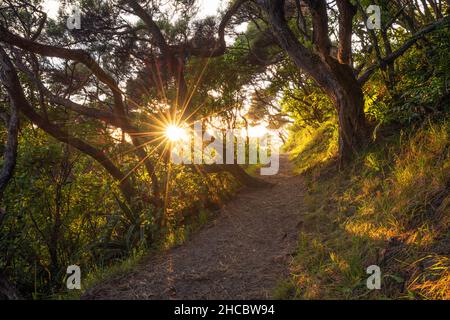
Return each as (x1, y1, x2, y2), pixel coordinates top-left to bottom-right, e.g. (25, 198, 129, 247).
(0, 128, 237, 298)
(279, 117, 449, 299)
(275, 9, 450, 299)
(0, 0, 449, 300)
(58, 208, 217, 300)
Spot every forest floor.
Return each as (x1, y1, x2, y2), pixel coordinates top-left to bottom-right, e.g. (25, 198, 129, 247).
(82, 154, 305, 299)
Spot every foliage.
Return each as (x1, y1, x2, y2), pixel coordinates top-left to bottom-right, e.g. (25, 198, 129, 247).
(278, 118, 449, 299)
(0, 0, 449, 301)
(283, 120, 338, 174)
(0, 124, 237, 298)
(364, 26, 450, 125)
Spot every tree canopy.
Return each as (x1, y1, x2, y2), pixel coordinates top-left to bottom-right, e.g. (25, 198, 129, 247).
(0, 0, 448, 299)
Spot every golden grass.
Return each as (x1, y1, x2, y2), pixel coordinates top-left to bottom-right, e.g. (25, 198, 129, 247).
(281, 118, 449, 300)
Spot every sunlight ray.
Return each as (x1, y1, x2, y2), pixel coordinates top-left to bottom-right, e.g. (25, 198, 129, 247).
(119, 136, 169, 184)
(178, 54, 214, 123)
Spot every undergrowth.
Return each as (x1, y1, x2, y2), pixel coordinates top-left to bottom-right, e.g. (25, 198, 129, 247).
(277, 117, 449, 300)
(57, 205, 223, 299)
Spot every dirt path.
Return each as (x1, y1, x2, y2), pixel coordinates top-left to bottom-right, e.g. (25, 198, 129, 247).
(83, 154, 305, 299)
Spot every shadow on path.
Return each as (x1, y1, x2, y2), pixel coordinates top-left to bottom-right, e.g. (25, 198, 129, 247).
(83, 154, 305, 299)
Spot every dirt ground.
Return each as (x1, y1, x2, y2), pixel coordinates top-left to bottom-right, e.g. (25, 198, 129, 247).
(82, 154, 305, 299)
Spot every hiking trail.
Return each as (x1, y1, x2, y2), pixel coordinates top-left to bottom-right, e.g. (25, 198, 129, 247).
(83, 154, 305, 299)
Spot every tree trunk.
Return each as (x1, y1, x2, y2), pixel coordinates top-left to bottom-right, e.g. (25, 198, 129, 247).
(0, 47, 137, 203)
(327, 61, 368, 166)
(263, 0, 368, 166)
(0, 95, 19, 201)
(335, 90, 367, 165)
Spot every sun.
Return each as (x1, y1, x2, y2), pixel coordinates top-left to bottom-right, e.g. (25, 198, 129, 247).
(165, 125, 187, 142)
(242, 125, 268, 138)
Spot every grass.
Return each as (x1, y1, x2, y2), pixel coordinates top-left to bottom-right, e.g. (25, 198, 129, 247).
(53, 247, 148, 300)
(244, 164, 262, 176)
(277, 117, 449, 300)
(282, 120, 339, 175)
(59, 118, 449, 300)
(56, 206, 220, 300)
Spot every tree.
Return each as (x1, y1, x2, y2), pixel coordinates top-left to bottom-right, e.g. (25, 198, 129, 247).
(0, 0, 266, 209)
(254, 0, 449, 165)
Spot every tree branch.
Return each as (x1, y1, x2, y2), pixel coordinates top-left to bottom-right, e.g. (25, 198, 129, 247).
(336, 0, 356, 64)
(0, 26, 161, 198)
(304, 0, 331, 57)
(0, 46, 136, 201)
(14, 59, 123, 127)
(261, 0, 334, 92)
(125, 0, 171, 56)
(358, 15, 450, 84)
(0, 25, 128, 119)
(0, 86, 18, 200)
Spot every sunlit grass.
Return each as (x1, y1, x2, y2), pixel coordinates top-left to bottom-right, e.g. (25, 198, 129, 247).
(283, 120, 338, 175)
(279, 118, 449, 300)
(407, 255, 450, 300)
(344, 221, 397, 241)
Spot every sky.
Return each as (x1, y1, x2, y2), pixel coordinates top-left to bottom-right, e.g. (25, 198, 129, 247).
(42, 0, 248, 45)
(42, 0, 225, 20)
(196, 0, 225, 17)
(40, 0, 271, 134)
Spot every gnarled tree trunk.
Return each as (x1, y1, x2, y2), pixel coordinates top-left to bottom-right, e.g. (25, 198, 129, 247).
(326, 61, 368, 165)
(263, 0, 368, 166)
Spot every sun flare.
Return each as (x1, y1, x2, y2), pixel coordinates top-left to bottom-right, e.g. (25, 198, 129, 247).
(242, 125, 268, 138)
(165, 125, 187, 142)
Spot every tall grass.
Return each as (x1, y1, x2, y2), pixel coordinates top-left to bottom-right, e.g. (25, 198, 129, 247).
(278, 118, 449, 299)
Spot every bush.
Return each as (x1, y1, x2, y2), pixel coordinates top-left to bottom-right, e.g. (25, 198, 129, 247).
(283, 118, 449, 299)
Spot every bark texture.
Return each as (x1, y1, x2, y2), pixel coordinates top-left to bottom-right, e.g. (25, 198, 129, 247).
(262, 0, 367, 165)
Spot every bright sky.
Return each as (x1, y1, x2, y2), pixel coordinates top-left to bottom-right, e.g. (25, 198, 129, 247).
(43, 0, 225, 21)
(42, 0, 59, 19)
(197, 0, 225, 17)
(42, 0, 247, 44)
